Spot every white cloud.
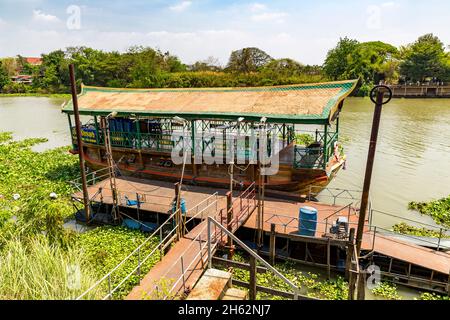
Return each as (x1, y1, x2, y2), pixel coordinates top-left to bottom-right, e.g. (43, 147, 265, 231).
(32, 10, 60, 23)
(381, 1, 400, 8)
(249, 3, 267, 12)
(251, 12, 288, 23)
(169, 1, 192, 12)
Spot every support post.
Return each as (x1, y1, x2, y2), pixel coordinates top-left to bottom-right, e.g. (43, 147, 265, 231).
(249, 255, 257, 300)
(357, 269, 366, 300)
(327, 238, 331, 280)
(322, 124, 328, 169)
(269, 223, 276, 265)
(69, 64, 90, 222)
(345, 228, 355, 280)
(174, 182, 182, 240)
(226, 191, 234, 260)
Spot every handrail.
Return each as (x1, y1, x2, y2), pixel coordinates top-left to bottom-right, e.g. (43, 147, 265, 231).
(371, 208, 450, 232)
(207, 217, 300, 299)
(76, 209, 180, 300)
(184, 192, 219, 225)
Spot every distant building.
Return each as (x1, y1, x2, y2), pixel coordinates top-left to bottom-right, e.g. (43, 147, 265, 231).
(11, 75, 33, 85)
(24, 57, 42, 66)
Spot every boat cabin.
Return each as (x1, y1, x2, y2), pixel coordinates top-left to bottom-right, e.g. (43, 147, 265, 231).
(62, 80, 358, 193)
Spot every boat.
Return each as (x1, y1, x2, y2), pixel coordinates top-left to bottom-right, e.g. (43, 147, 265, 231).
(62, 79, 358, 194)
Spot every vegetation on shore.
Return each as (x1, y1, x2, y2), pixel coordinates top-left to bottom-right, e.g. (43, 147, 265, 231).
(0, 93, 70, 99)
(0, 133, 159, 299)
(1, 34, 448, 96)
(408, 196, 450, 228)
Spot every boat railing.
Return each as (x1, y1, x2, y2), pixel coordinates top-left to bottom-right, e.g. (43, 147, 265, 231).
(292, 129, 339, 170)
(69, 167, 111, 193)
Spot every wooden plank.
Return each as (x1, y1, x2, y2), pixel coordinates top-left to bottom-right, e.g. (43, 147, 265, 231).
(212, 257, 267, 274)
(232, 279, 317, 300)
(249, 256, 257, 300)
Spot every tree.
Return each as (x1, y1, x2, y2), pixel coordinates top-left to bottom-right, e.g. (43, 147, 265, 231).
(226, 47, 273, 73)
(399, 34, 450, 82)
(0, 61, 11, 91)
(323, 37, 359, 80)
(262, 58, 304, 77)
(190, 56, 222, 72)
(324, 38, 399, 83)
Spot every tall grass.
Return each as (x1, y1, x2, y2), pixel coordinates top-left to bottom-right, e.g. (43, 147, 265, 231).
(0, 235, 102, 300)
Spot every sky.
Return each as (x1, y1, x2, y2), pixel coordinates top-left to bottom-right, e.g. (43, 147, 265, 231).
(0, 0, 449, 66)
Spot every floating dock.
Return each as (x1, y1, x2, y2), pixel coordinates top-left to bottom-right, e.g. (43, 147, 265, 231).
(73, 177, 450, 298)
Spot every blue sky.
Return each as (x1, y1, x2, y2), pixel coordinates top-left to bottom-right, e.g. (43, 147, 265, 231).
(0, 0, 448, 65)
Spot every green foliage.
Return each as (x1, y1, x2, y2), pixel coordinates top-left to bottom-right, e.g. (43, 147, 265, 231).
(408, 196, 450, 228)
(295, 133, 315, 146)
(0, 61, 11, 90)
(76, 226, 160, 299)
(323, 38, 399, 94)
(371, 282, 402, 300)
(0, 133, 79, 244)
(0, 234, 102, 300)
(417, 292, 450, 300)
(400, 34, 450, 82)
(392, 222, 450, 238)
(226, 47, 273, 73)
(323, 37, 360, 81)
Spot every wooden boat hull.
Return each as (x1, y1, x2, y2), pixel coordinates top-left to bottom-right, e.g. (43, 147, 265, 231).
(79, 144, 344, 195)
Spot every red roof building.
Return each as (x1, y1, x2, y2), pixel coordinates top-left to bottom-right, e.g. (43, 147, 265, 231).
(24, 57, 42, 66)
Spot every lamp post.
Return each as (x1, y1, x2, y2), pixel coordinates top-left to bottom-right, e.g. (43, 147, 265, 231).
(69, 64, 91, 223)
(353, 85, 392, 300)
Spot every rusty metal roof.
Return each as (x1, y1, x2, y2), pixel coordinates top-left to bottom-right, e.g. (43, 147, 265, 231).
(62, 80, 358, 124)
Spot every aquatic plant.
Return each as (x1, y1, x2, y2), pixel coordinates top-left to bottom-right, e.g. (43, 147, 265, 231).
(76, 226, 161, 299)
(408, 197, 450, 228)
(371, 282, 402, 300)
(417, 292, 449, 300)
(392, 222, 450, 239)
(295, 133, 315, 146)
(0, 133, 79, 245)
(214, 252, 348, 300)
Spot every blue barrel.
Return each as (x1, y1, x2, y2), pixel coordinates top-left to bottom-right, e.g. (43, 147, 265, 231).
(172, 198, 187, 215)
(298, 206, 318, 236)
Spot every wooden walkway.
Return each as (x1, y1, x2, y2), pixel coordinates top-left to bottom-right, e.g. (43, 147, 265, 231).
(125, 183, 257, 300)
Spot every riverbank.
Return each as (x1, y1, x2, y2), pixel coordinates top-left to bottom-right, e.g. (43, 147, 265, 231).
(0, 93, 71, 99)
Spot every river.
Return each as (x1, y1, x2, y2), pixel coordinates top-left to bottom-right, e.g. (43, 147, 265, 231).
(1, 96, 449, 229)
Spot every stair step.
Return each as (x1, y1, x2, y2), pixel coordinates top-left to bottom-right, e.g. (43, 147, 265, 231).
(186, 269, 232, 300)
(222, 288, 248, 300)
